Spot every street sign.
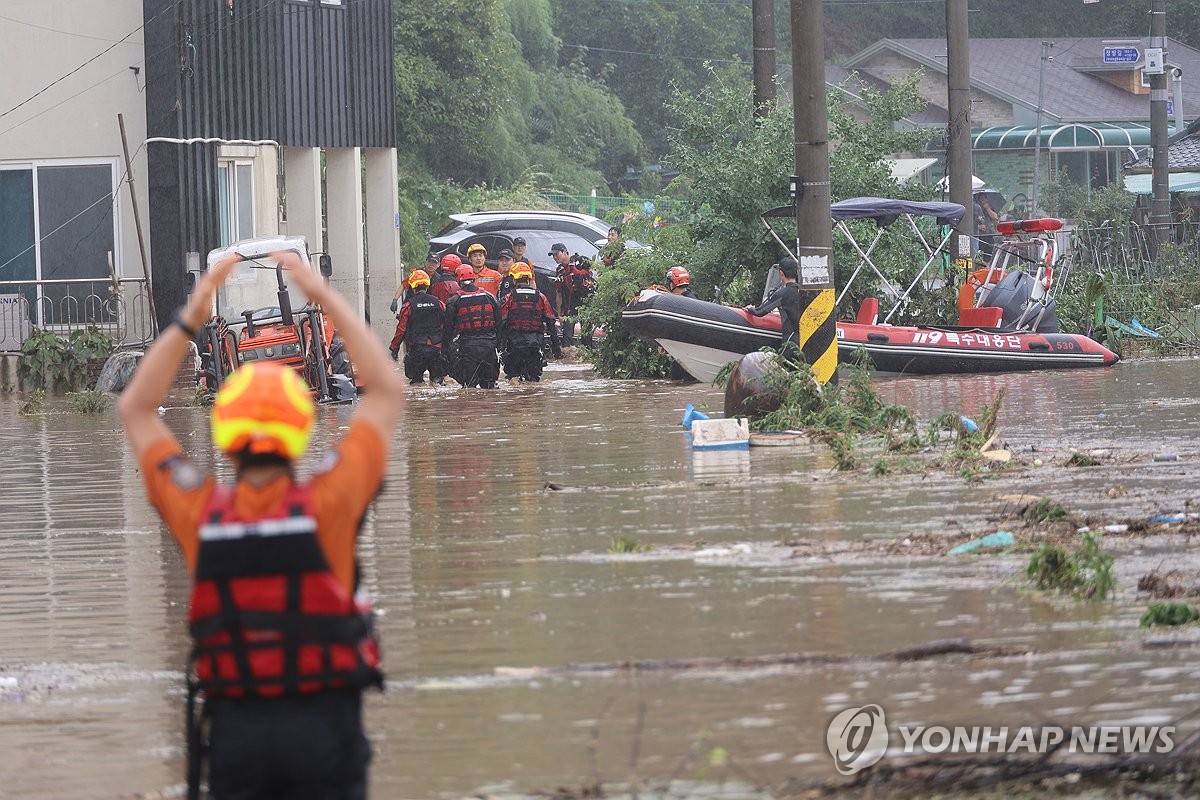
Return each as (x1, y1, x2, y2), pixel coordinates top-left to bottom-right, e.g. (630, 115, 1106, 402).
(1102, 47, 1140, 64)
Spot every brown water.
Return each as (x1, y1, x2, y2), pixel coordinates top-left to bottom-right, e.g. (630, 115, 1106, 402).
(2, 358, 1200, 799)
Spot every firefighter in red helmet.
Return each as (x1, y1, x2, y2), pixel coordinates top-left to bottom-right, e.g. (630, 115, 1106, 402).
(666, 266, 696, 298)
(443, 263, 501, 388)
(431, 252, 464, 304)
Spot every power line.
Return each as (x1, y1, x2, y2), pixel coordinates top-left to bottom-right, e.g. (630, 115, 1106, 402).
(0, 13, 145, 44)
(0, 0, 182, 121)
(563, 42, 748, 64)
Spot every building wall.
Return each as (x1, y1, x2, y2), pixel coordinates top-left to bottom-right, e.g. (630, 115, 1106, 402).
(143, 0, 396, 332)
(0, 0, 150, 284)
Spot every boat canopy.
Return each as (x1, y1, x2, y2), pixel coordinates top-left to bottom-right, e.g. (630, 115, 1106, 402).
(763, 197, 966, 228)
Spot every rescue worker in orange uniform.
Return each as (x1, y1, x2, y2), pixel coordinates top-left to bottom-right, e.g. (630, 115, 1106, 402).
(430, 252, 464, 305)
(443, 264, 501, 388)
(390, 268, 447, 385)
(500, 263, 561, 382)
(465, 243, 503, 297)
(118, 248, 405, 800)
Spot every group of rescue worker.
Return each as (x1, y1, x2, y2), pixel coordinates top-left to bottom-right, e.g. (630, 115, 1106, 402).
(388, 241, 596, 388)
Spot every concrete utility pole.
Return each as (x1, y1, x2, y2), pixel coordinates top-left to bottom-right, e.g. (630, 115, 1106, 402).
(1032, 41, 1054, 216)
(789, 0, 837, 386)
(945, 0, 973, 257)
(1149, 0, 1172, 229)
(752, 0, 777, 116)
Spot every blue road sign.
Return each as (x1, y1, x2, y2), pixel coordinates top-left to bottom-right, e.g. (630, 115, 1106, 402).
(1103, 47, 1140, 64)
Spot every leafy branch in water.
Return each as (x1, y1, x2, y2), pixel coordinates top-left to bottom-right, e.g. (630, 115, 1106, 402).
(1027, 532, 1115, 601)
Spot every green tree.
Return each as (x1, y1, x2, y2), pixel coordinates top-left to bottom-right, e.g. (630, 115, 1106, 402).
(549, 0, 752, 164)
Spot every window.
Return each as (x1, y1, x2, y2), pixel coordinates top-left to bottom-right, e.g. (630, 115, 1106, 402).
(217, 161, 255, 247)
(0, 160, 117, 326)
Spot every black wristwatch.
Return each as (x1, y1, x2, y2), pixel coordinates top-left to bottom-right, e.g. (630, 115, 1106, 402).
(173, 309, 199, 339)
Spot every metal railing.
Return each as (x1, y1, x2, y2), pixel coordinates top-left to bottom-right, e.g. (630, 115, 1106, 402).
(537, 192, 685, 219)
(0, 277, 156, 352)
(1066, 220, 1200, 281)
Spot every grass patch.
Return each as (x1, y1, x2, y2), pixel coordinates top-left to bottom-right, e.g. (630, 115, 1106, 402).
(67, 389, 110, 414)
(1140, 602, 1200, 628)
(1024, 498, 1068, 524)
(1064, 452, 1101, 467)
(18, 389, 46, 416)
(1026, 532, 1115, 601)
(609, 536, 651, 554)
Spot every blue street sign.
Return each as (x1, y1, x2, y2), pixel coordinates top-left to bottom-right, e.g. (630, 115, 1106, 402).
(1103, 47, 1140, 64)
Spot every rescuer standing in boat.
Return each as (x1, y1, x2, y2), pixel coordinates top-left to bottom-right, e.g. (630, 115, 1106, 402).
(118, 249, 405, 799)
(744, 256, 801, 362)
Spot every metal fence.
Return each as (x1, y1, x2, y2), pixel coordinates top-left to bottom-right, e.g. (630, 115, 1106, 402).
(537, 192, 685, 219)
(1064, 220, 1200, 281)
(0, 277, 156, 353)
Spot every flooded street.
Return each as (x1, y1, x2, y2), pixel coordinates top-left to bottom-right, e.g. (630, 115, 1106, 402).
(3, 357, 1200, 799)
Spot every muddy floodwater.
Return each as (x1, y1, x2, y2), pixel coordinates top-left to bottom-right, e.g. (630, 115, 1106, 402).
(3, 357, 1200, 799)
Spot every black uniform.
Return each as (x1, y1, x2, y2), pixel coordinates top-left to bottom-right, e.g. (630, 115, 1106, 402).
(747, 281, 801, 361)
(444, 285, 501, 388)
(501, 286, 560, 382)
(556, 255, 595, 346)
(390, 291, 446, 384)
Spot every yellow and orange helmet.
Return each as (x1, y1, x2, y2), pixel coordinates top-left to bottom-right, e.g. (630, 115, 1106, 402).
(466, 243, 487, 256)
(211, 361, 315, 460)
(407, 268, 431, 289)
(511, 263, 534, 282)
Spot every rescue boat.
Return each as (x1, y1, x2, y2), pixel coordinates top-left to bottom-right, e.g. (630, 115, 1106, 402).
(621, 289, 1119, 382)
(621, 201, 1119, 381)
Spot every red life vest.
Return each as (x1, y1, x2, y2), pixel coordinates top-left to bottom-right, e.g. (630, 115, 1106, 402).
(187, 483, 383, 699)
(503, 287, 547, 333)
(451, 289, 499, 336)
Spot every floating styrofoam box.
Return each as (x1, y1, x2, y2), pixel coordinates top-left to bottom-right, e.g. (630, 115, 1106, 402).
(690, 417, 750, 450)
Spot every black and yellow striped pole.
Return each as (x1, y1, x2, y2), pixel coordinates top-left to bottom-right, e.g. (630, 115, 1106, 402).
(790, 0, 837, 386)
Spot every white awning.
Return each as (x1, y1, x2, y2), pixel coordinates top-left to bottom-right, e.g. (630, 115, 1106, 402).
(1123, 172, 1200, 194)
(886, 157, 939, 183)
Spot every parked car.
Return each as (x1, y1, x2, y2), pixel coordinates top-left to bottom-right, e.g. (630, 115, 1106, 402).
(445, 229, 597, 313)
(429, 210, 621, 255)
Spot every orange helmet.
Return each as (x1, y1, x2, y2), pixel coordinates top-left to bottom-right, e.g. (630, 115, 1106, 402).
(466, 243, 487, 256)
(455, 264, 476, 282)
(439, 253, 461, 271)
(667, 266, 691, 289)
(211, 361, 315, 460)
(407, 269, 430, 289)
(511, 264, 534, 282)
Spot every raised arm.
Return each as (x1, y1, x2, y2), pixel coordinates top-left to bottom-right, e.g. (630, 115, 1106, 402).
(274, 250, 406, 448)
(118, 254, 242, 461)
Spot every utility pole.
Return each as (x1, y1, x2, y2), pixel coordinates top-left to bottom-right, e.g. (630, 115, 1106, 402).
(789, 0, 837, 385)
(752, 0, 777, 117)
(1032, 41, 1054, 216)
(1149, 0, 1172, 230)
(945, 0, 973, 258)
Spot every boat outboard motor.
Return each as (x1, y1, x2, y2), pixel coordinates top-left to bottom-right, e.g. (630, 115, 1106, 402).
(985, 272, 1059, 333)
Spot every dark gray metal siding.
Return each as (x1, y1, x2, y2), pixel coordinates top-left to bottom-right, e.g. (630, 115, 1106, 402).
(143, 0, 396, 330)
